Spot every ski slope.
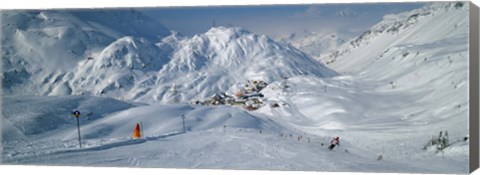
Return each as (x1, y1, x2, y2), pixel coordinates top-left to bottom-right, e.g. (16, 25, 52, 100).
(0, 2, 470, 174)
(1, 73, 468, 173)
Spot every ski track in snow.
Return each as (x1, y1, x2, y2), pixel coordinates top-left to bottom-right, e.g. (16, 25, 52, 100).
(2, 131, 183, 163)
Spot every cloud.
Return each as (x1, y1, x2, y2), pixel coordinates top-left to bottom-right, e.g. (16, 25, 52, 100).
(293, 5, 323, 18)
(335, 8, 359, 17)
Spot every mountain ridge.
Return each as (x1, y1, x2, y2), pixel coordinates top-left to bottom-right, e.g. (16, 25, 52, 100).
(2, 10, 337, 104)
(321, 2, 467, 63)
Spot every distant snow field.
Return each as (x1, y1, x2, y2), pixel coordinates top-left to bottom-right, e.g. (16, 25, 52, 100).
(1, 2, 470, 174)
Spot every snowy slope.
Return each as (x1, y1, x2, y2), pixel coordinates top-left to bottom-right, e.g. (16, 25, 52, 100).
(1, 95, 136, 141)
(287, 1, 469, 172)
(322, 2, 467, 67)
(275, 31, 350, 61)
(57, 104, 286, 141)
(320, 1, 470, 135)
(52, 36, 170, 97)
(0, 95, 455, 173)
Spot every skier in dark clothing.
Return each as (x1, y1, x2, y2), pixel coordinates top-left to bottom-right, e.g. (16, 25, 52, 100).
(329, 137, 340, 150)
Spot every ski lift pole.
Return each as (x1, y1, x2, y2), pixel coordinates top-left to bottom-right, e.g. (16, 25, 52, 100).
(140, 122, 144, 137)
(181, 115, 186, 133)
(76, 117, 82, 148)
(72, 110, 82, 148)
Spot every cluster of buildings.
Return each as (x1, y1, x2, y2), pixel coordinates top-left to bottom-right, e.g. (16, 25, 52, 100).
(194, 80, 269, 111)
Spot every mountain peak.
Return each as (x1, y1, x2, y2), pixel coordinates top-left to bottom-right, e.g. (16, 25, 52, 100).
(203, 26, 253, 41)
(2, 10, 337, 103)
(206, 26, 251, 35)
(322, 2, 468, 62)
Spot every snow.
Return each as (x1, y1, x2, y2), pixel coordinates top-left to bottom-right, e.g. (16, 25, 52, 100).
(275, 31, 351, 61)
(1, 96, 136, 141)
(2, 12, 338, 103)
(1, 9, 170, 95)
(147, 26, 337, 103)
(0, 2, 471, 174)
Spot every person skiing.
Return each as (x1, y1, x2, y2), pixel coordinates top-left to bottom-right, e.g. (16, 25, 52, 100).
(328, 136, 340, 150)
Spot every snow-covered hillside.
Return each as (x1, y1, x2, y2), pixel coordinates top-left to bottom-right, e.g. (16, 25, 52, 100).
(321, 2, 467, 66)
(139, 27, 337, 103)
(52, 26, 337, 104)
(0, 2, 471, 174)
(2, 11, 338, 104)
(304, 1, 469, 172)
(319, 1, 470, 140)
(275, 31, 350, 61)
(1, 9, 170, 97)
(1, 95, 137, 141)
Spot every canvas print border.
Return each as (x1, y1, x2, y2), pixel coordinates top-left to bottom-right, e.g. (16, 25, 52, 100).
(469, 2, 480, 173)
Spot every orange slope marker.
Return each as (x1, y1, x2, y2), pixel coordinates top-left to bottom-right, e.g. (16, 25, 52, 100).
(132, 123, 142, 139)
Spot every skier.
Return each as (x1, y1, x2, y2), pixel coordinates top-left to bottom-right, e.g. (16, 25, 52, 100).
(328, 136, 340, 150)
(377, 155, 383, 161)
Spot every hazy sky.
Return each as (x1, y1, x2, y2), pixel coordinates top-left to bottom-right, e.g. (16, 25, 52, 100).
(141, 2, 426, 37)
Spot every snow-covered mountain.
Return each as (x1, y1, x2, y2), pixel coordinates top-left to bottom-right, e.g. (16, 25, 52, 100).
(275, 31, 350, 61)
(311, 1, 469, 169)
(1, 9, 170, 96)
(141, 27, 337, 103)
(1, 2, 471, 174)
(80, 27, 337, 104)
(2, 10, 338, 104)
(321, 2, 467, 66)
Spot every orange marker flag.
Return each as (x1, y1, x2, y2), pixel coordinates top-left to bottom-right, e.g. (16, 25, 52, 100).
(132, 123, 142, 139)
